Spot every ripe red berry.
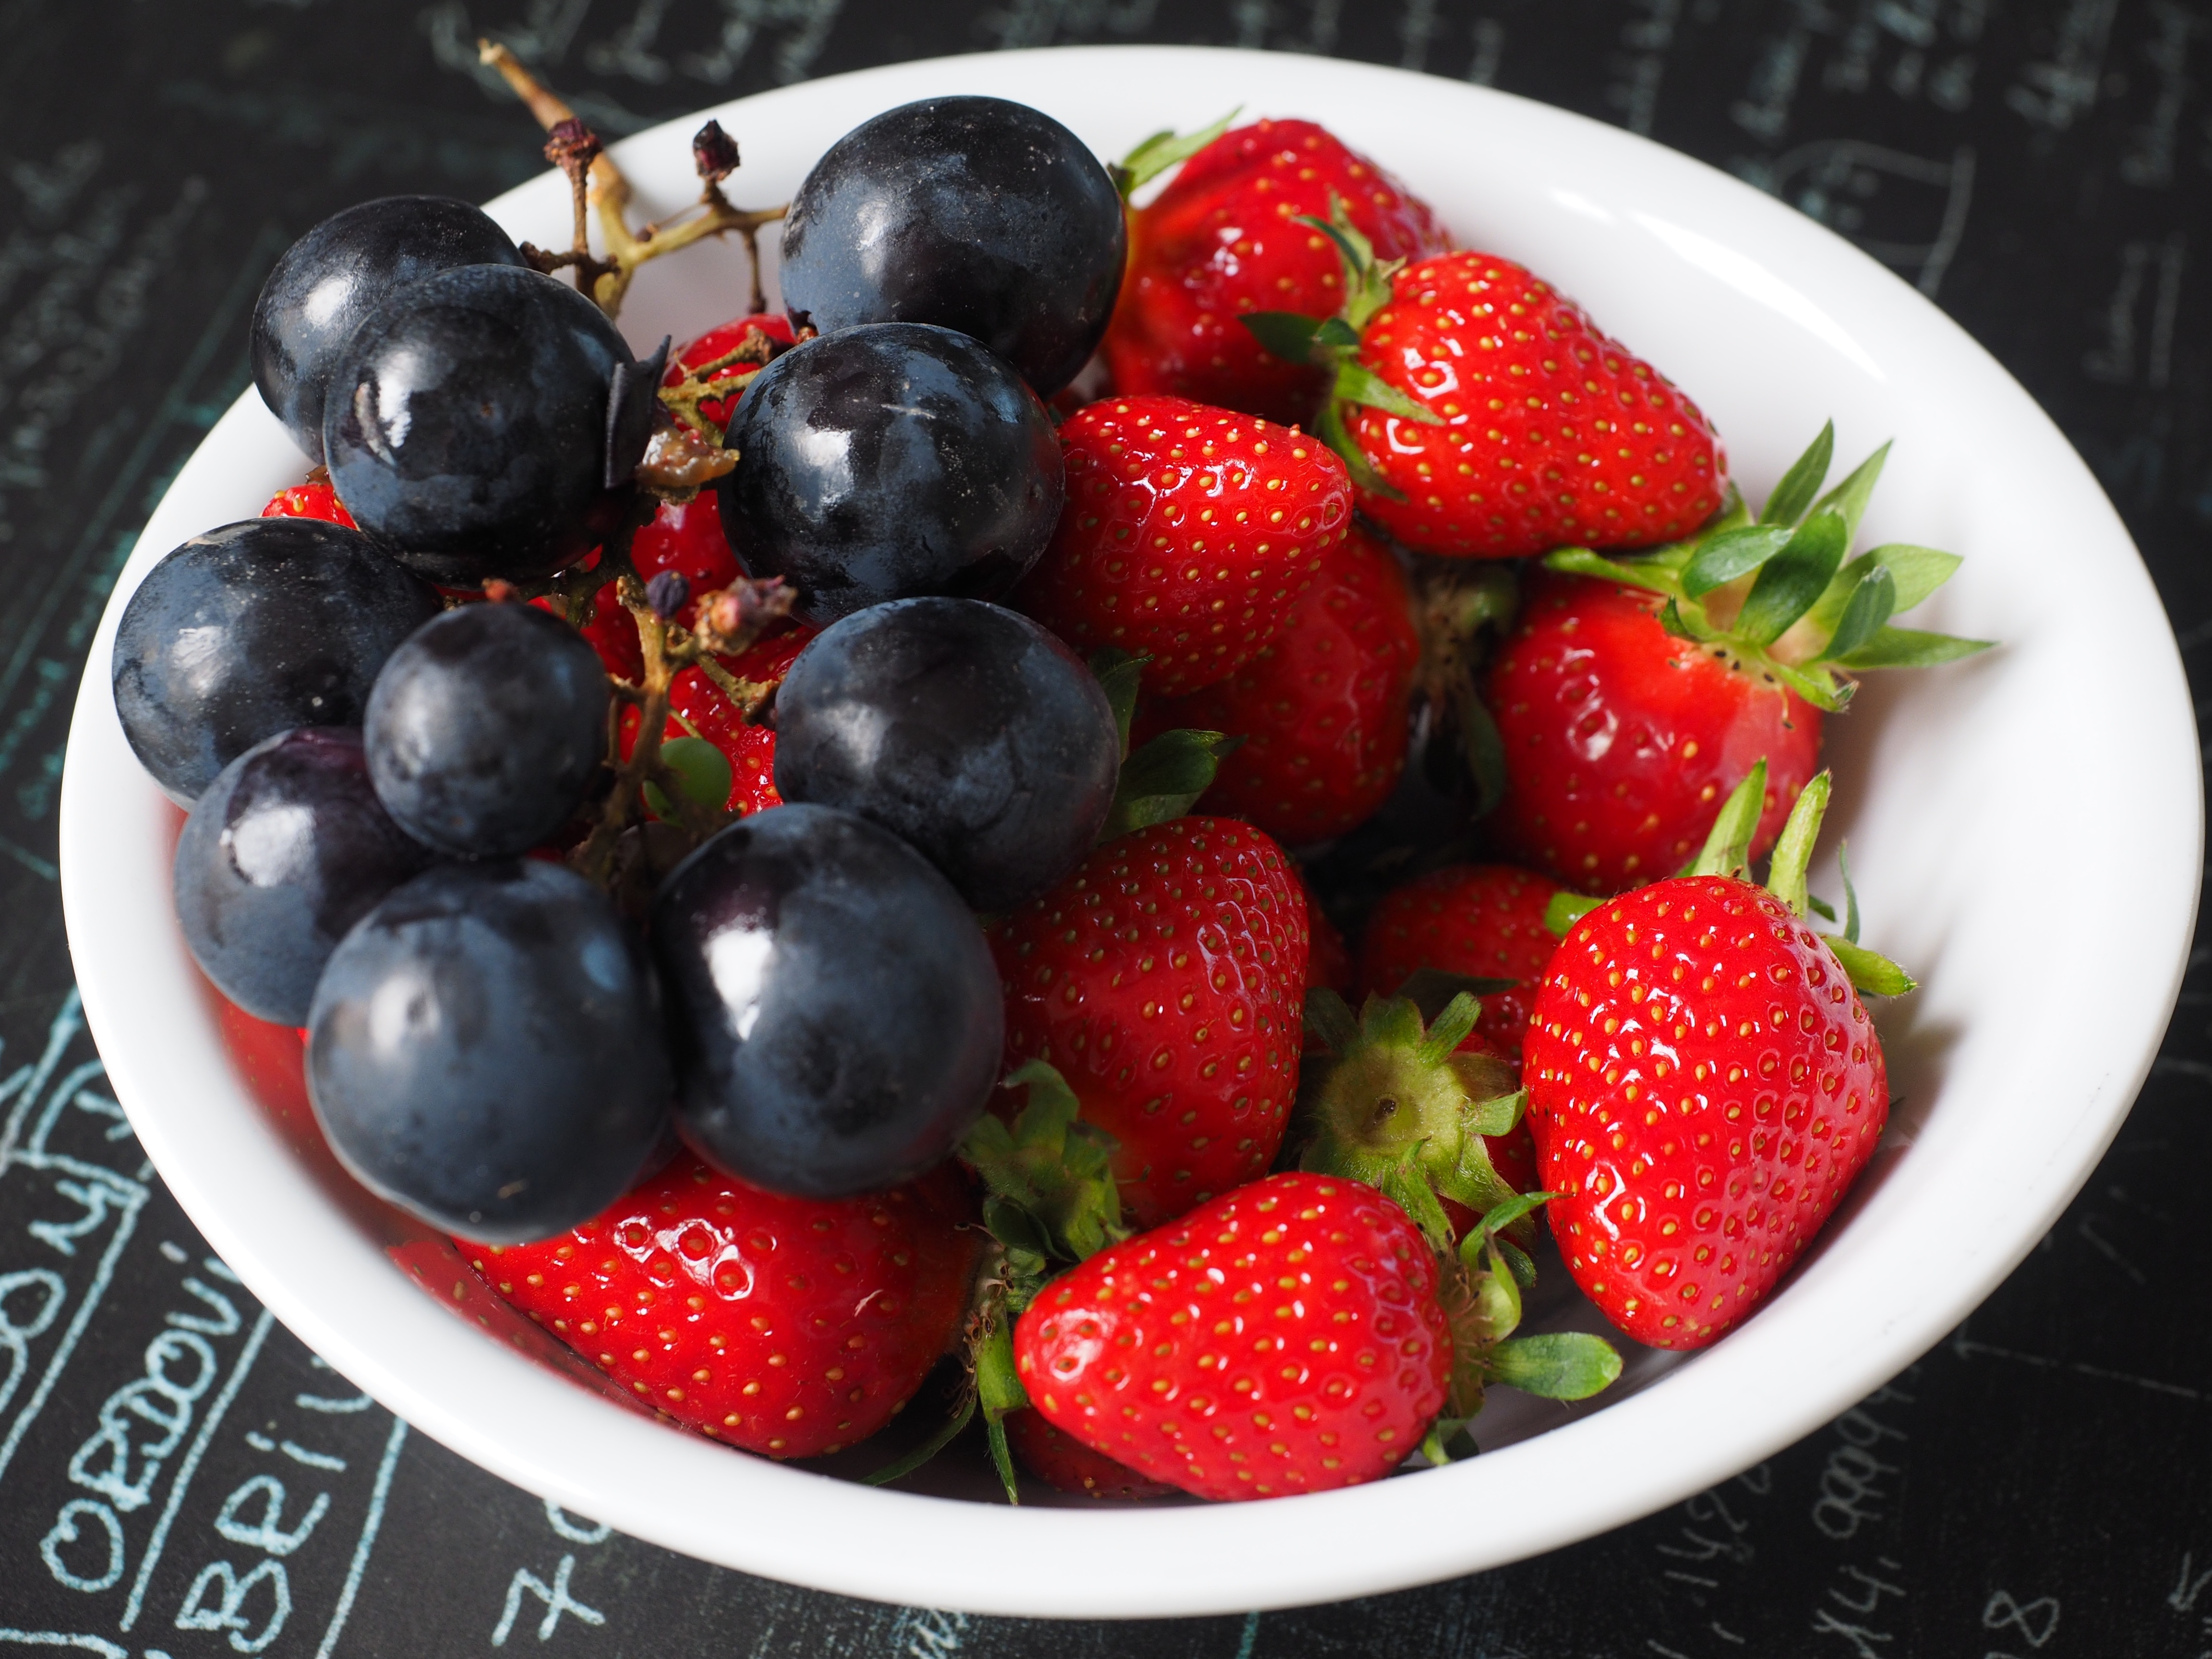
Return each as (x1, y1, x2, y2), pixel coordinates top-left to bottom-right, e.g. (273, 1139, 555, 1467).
(1014, 1171, 1451, 1501)
(1014, 397, 1352, 696)
(991, 816, 1310, 1230)
(466, 1153, 978, 1456)
(262, 478, 356, 528)
(1103, 120, 1447, 426)
(1523, 876, 1888, 1348)
(1486, 574, 1820, 893)
(1151, 525, 1419, 844)
(1346, 252, 1726, 560)
(1357, 863, 1564, 1061)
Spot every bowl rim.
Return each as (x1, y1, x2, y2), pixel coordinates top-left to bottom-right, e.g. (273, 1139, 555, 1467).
(59, 42, 2203, 1619)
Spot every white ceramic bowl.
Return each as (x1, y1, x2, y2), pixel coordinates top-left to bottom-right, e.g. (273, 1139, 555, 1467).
(60, 45, 2200, 1618)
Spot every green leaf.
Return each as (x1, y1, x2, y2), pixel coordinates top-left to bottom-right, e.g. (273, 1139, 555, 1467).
(1467, 1241, 1522, 1342)
(1420, 1418, 1479, 1467)
(1825, 935, 1918, 996)
(1392, 970, 1517, 1023)
(1764, 654, 1849, 713)
(1735, 510, 1849, 645)
(1660, 595, 1722, 642)
(1110, 108, 1238, 195)
(1830, 625, 1994, 671)
(1810, 440, 1891, 544)
(1469, 1189, 1556, 1244)
(1303, 986, 1361, 1055)
(1455, 685, 1509, 821)
(643, 735, 733, 820)
(1413, 993, 1483, 1068)
(862, 1393, 976, 1487)
(1763, 770, 1831, 916)
(1496, 1238, 1537, 1287)
(1838, 841, 1861, 945)
(1383, 1150, 1457, 1253)
(1542, 545, 1683, 595)
(1464, 1087, 1525, 1141)
(1240, 310, 1326, 366)
(1315, 397, 1400, 500)
(1760, 421, 1835, 525)
(1685, 760, 1767, 880)
(1484, 1332, 1623, 1401)
(1103, 729, 1239, 839)
(1681, 523, 1795, 597)
(1543, 891, 1605, 937)
(1088, 648, 1144, 760)
(1860, 544, 1963, 613)
(1293, 205, 1374, 281)
(1334, 361, 1443, 425)
(1816, 565, 1897, 664)
(1358, 990, 1426, 1053)
(1807, 894, 1838, 923)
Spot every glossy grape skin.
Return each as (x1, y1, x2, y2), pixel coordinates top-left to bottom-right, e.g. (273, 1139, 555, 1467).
(714, 323, 1063, 623)
(773, 598, 1118, 912)
(324, 264, 636, 584)
(112, 517, 442, 803)
(651, 804, 1004, 1199)
(779, 97, 1124, 397)
(364, 602, 609, 858)
(174, 727, 443, 1026)
(251, 196, 527, 465)
(307, 860, 671, 1241)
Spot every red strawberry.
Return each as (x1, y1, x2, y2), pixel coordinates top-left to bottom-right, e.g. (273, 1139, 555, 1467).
(1013, 397, 1352, 696)
(1341, 251, 1726, 559)
(262, 477, 355, 528)
(1148, 524, 1419, 844)
(1013, 1171, 1451, 1500)
(991, 816, 1310, 1230)
(662, 312, 796, 435)
(1522, 769, 1902, 1349)
(1484, 423, 1992, 892)
(1003, 1408, 1178, 1501)
(466, 1153, 978, 1457)
(1102, 119, 1448, 426)
(1487, 572, 1820, 893)
(1357, 863, 1565, 1061)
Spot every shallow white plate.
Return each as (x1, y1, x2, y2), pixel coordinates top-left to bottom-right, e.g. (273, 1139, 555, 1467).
(60, 45, 2200, 1618)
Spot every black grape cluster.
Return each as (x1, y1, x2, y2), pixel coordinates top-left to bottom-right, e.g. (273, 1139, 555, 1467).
(112, 98, 1130, 1242)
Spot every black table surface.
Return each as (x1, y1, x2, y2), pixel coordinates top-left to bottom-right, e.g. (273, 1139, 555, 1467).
(1, 1, 2207, 1653)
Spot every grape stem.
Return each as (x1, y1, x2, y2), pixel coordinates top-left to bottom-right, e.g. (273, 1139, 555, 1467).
(477, 39, 786, 320)
(568, 519, 795, 885)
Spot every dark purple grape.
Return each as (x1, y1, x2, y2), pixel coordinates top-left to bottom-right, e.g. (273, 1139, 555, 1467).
(713, 323, 1062, 623)
(651, 804, 1002, 1198)
(112, 517, 443, 803)
(779, 97, 1125, 397)
(364, 602, 609, 858)
(251, 196, 529, 465)
(174, 727, 444, 1025)
(773, 598, 1116, 911)
(307, 860, 670, 1241)
(324, 264, 645, 585)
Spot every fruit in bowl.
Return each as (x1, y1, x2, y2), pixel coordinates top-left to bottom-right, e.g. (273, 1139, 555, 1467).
(60, 47, 2192, 1616)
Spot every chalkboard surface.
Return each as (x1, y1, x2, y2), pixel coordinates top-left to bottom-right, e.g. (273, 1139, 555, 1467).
(0, 1, 2207, 1653)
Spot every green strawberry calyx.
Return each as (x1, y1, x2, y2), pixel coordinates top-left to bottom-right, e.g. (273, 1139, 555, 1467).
(1108, 108, 1240, 198)
(1237, 194, 1443, 499)
(1543, 761, 1918, 998)
(1296, 978, 1530, 1259)
(1541, 422, 1994, 714)
(1424, 1193, 1624, 1464)
(870, 1060, 1134, 1503)
(1091, 647, 1241, 840)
